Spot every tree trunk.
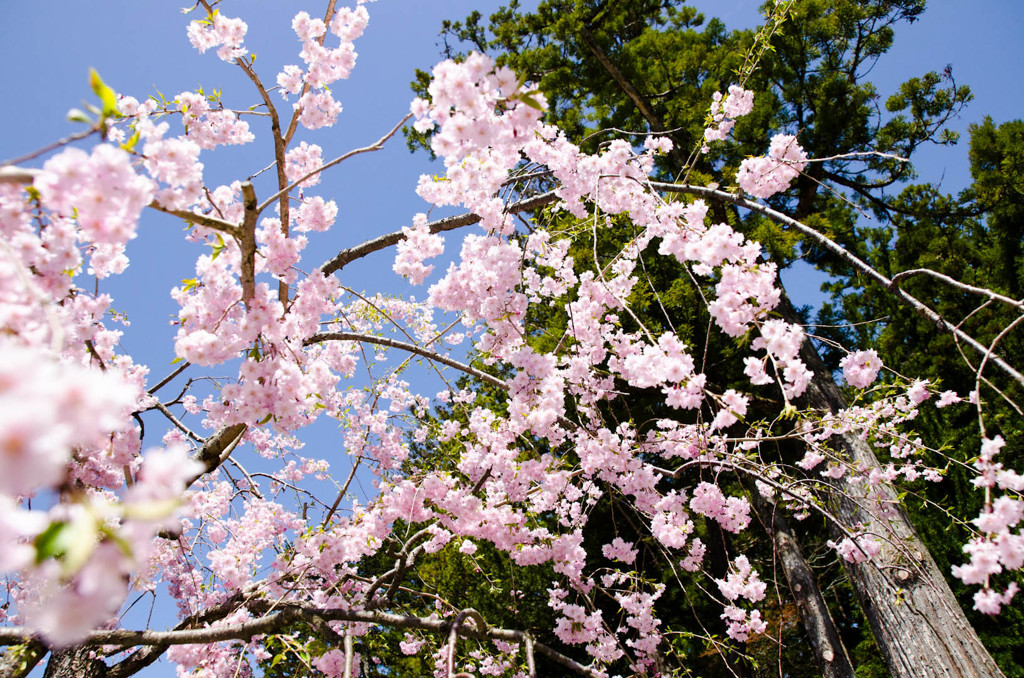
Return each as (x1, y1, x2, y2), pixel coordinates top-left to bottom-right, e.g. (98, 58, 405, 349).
(782, 296, 1005, 678)
(42, 646, 107, 678)
(749, 491, 856, 678)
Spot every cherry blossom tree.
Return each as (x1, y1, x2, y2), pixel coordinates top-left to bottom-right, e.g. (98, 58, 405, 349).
(0, 1, 1020, 677)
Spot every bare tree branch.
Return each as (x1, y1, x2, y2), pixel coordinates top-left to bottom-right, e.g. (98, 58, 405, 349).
(234, 56, 290, 303)
(148, 201, 241, 239)
(190, 423, 248, 484)
(239, 181, 259, 305)
(0, 604, 604, 678)
(1, 126, 99, 168)
(319, 190, 557, 276)
(257, 114, 413, 215)
(306, 331, 507, 390)
(890, 268, 1024, 310)
(647, 182, 1024, 389)
(0, 167, 41, 184)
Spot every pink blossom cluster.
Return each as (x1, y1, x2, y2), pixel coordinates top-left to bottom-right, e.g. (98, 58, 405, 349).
(113, 94, 220, 216)
(393, 213, 445, 284)
(139, 122, 206, 211)
(704, 85, 755, 143)
(313, 648, 356, 677)
(284, 141, 325, 188)
(175, 90, 255, 149)
(652, 200, 782, 338)
(35, 144, 155, 253)
(0, 343, 139, 497)
(187, 11, 248, 62)
(548, 587, 613, 650)
(523, 231, 578, 301)
(164, 608, 258, 676)
(748, 319, 813, 398)
(467, 645, 522, 677)
(9, 447, 201, 646)
(951, 436, 1024, 614)
(828, 534, 884, 564)
(736, 134, 809, 199)
(613, 585, 666, 667)
(400, 632, 426, 655)
(690, 482, 752, 533)
(715, 555, 767, 642)
(602, 537, 639, 564)
(206, 498, 303, 591)
(412, 52, 545, 235)
(275, 6, 370, 129)
(841, 349, 884, 388)
(429, 233, 527, 346)
(257, 216, 308, 282)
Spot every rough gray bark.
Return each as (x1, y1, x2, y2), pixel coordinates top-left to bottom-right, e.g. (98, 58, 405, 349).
(42, 646, 107, 678)
(783, 297, 1005, 678)
(749, 491, 856, 678)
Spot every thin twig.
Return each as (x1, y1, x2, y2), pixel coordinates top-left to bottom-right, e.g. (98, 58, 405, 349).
(147, 362, 192, 396)
(890, 268, 1024, 310)
(646, 181, 1024, 389)
(306, 331, 506, 390)
(319, 190, 556, 275)
(152, 402, 203, 443)
(1, 125, 99, 167)
(258, 114, 412, 215)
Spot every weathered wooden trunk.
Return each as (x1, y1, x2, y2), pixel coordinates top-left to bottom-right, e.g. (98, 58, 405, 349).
(789, 297, 1004, 678)
(750, 491, 856, 678)
(42, 647, 107, 678)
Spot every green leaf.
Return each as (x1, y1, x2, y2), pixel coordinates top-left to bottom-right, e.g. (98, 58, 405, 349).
(34, 515, 98, 574)
(34, 521, 72, 564)
(171, 356, 184, 365)
(89, 68, 119, 118)
(210, 234, 226, 260)
(66, 108, 93, 124)
(517, 92, 543, 111)
(121, 130, 141, 153)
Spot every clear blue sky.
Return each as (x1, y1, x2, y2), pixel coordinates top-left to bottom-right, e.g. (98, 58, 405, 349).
(2, 1, 1022, 675)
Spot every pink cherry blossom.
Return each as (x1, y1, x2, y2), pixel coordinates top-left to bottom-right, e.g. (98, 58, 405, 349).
(841, 349, 883, 388)
(737, 134, 808, 199)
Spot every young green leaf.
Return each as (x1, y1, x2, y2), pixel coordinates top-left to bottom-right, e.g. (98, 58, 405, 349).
(89, 68, 119, 118)
(66, 108, 93, 125)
